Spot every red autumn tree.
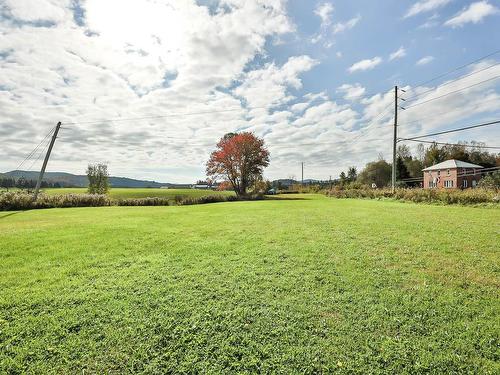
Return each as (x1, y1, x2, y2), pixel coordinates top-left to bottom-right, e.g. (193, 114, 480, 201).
(206, 132, 270, 197)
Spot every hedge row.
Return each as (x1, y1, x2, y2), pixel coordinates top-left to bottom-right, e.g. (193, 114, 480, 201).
(326, 188, 500, 205)
(0, 192, 258, 211)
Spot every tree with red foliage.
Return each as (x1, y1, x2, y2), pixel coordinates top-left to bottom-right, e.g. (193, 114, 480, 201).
(206, 132, 270, 197)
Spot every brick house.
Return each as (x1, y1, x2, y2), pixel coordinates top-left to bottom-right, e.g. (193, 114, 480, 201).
(422, 159, 484, 189)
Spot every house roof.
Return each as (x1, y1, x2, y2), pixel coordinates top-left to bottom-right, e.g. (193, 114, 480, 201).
(422, 159, 484, 171)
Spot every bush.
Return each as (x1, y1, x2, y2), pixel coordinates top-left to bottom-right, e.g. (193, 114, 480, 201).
(326, 188, 499, 205)
(116, 197, 172, 206)
(178, 194, 262, 206)
(0, 192, 261, 211)
(0, 192, 111, 211)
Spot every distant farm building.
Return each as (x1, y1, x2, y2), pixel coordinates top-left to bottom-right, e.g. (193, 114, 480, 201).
(422, 159, 483, 189)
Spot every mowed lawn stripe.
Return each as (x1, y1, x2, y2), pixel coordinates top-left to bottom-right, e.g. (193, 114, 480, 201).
(0, 196, 499, 373)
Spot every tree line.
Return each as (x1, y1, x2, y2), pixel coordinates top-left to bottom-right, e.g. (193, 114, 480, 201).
(0, 177, 62, 190)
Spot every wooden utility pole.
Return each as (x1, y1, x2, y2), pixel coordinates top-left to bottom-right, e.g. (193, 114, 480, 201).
(301, 162, 304, 186)
(33, 122, 61, 201)
(391, 86, 398, 193)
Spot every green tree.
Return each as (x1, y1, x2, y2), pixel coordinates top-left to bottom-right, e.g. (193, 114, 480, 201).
(87, 163, 110, 195)
(358, 159, 392, 188)
(405, 158, 424, 178)
(347, 166, 357, 182)
(478, 170, 500, 190)
(396, 156, 410, 180)
(339, 171, 347, 184)
(424, 143, 446, 167)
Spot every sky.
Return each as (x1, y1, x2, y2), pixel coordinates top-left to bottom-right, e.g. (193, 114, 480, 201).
(1, 0, 500, 183)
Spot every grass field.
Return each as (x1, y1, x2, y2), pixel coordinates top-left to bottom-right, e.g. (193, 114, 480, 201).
(0, 195, 498, 373)
(42, 187, 234, 200)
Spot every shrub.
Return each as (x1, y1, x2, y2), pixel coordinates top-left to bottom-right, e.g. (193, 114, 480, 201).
(117, 197, 172, 206)
(0, 192, 261, 211)
(326, 188, 499, 205)
(0, 192, 111, 211)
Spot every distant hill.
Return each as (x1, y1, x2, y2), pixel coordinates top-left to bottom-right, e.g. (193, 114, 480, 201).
(2, 170, 182, 188)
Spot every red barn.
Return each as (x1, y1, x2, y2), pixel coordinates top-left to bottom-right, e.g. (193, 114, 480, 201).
(422, 159, 483, 189)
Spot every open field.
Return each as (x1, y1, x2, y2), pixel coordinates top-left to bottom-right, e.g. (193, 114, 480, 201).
(42, 187, 234, 200)
(1, 195, 499, 373)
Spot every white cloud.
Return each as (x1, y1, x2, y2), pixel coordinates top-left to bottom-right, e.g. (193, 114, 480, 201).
(337, 83, 366, 101)
(416, 56, 434, 66)
(444, 1, 499, 27)
(314, 2, 334, 27)
(348, 57, 382, 73)
(2, 0, 70, 23)
(404, 0, 451, 18)
(332, 15, 361, 34)
(233, 55, 319, 109)
(389, 46, 406, 61)
(418, 13, 440, 28)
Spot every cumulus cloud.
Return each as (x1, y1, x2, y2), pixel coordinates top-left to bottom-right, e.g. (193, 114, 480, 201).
(404, 0, 451, 18)
(337, 83, 366, 101)
(314, 2, 334, 27)
(444, 1, 499, 27)
(348, 57, 382, 73)
(233, 55, 319, 109)
(389, 46, 406, 61)
(332, 15, 361, 34)
(416, 56, 434, 65)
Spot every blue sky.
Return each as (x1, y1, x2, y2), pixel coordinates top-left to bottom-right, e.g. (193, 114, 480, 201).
(1, 0, 499, 182)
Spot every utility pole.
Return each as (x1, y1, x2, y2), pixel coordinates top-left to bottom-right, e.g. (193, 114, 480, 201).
(391, 86, 398, 193)
(33, 122, 61, 201)
(301, 162, 304, 186)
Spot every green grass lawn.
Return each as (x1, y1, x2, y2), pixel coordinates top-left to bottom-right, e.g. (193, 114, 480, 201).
(0, 195, 498, 373)
(42, 187, 234, 200)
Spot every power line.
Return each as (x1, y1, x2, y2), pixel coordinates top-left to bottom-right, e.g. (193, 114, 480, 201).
(410, 48, 500, 90)
(62, 107, 268, 126)
(398, 138, 500, 149)
(351, 102, 394, 142)
(26, 136, 53, 171)
(398, 96, 500, 126)
(403, 74, 500, 110)
(62, 88, 393, 127)
(404, 61, 500, 102)
(401, 119, 500, 141)
(15, 127, 55, 171)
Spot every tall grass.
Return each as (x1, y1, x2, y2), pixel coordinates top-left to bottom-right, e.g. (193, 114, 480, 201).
(326, 188, 499, 205)
(0, 192, 262, 211)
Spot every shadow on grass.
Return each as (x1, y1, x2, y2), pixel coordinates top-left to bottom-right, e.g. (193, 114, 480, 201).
(0, 211, 23, 220)
(263, 195, 308, 201)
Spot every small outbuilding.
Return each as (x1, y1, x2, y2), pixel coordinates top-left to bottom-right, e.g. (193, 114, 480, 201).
(422, 159, 483, 189)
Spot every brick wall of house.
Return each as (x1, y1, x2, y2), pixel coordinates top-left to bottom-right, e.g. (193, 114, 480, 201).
(423, 167, 481, 189)
(456, 168, 481, 188)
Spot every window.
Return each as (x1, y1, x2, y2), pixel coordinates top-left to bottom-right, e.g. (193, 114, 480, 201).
(444, 180, 454, 188)
(447, 169, 450, 175)
(462, 180, 468, 188)
(437, 170, 441, 176)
